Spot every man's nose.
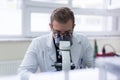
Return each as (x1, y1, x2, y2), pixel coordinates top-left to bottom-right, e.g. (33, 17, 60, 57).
(59, 32, 66, 35)
(60, 33, 64, 36)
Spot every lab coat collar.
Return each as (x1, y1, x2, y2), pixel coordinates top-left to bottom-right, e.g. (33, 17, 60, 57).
(46, 33, 56, 62)
(70, 33, 82, 65)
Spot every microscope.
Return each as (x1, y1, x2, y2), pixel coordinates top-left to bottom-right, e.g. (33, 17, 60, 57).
(52, 32, 75, 71)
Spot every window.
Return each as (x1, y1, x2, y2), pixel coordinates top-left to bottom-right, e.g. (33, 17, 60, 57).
(23, 0, 120, 37)
(31, 0, 68, 4)
(74, 15, 112, 32)
(0, 0, 22, 36)
(72, 0, 105, 9)
(0, 0, 120, 37)
(31, 13, 50, 32)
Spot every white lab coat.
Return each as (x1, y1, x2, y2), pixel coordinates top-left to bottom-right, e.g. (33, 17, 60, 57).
(18, 32, 94, 80)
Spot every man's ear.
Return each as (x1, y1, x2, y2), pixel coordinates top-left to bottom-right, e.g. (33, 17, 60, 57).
(49, 23, 53, 30)
(73, 24, 75, 29)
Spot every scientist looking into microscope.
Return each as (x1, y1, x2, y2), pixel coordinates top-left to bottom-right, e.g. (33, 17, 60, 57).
(18, 7, 94, 80)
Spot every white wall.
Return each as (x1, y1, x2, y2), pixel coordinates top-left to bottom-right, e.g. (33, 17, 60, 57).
(89, 37, 120, 53)
(0, 37, 120, 61)
(0, 40, 30, 61)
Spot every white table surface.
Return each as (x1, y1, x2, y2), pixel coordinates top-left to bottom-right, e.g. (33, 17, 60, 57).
(0, 68, 99, 80)
(95, 56, 120, 80)
(95, 56, 120, 67)
(0, 68, 118, 80)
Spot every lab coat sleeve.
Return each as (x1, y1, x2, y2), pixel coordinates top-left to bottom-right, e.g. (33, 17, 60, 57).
(82, 37, 95, 68)
(18, 39, 39, 80)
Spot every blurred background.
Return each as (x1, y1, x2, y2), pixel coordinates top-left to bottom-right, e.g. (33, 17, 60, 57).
(0, 0, 120, 78)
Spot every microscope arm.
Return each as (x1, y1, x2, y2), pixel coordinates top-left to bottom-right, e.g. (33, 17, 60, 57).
(59, 41, 71, 71)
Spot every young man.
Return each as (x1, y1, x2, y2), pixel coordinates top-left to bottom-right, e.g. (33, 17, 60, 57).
(18, 7, 94, 80)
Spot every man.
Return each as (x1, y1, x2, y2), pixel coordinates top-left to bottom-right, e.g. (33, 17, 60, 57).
(18, 7, 94, 80)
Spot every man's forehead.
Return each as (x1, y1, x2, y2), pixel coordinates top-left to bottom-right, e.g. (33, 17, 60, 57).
(52, 20, 73, 28)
